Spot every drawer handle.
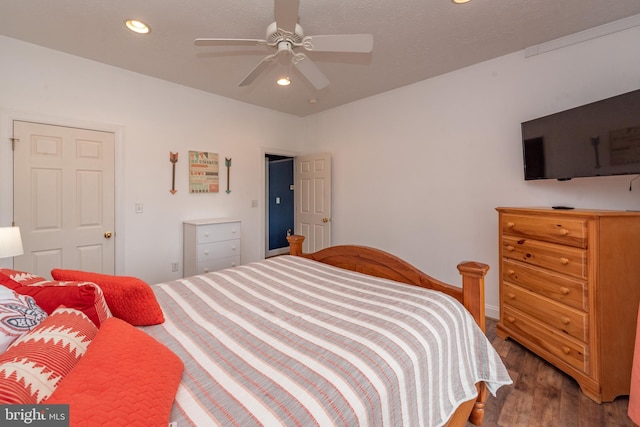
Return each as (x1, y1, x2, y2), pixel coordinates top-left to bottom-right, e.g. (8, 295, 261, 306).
(204, 232, 210, 237)
(232, 246, 237, 251)
(231, 229, 237, 234)
(560, 229, 569, 236)
(560, 287, 570, 295)
(562, 346, 571, 354)
(507, 292, 516, 300)
(560, 257, 569, 265)
(507, 269, 515, 276)
(507, 222, 515, 228)
(204, 268, 209, 273)
(204, 250, 209, 255)
(506, 245, 515, 252)
(561, 317, 571, 325)
(507, 316, 516, 323)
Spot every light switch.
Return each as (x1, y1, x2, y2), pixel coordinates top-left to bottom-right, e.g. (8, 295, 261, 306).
(135, 202, 143, 213)
(276, 197, 281, 204)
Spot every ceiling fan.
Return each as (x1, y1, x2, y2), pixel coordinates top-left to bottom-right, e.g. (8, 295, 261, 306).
(194, 0, 373, 90)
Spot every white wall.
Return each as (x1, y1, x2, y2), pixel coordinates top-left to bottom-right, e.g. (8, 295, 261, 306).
(2, 26, 640, 318)
(0, 36, 302, 284)
(300, 26, 640, 318)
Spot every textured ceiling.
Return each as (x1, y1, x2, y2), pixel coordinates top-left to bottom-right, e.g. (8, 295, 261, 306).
(1, 0, 640, 117)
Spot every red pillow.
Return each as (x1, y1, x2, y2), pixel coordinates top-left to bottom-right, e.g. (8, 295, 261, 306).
(51, 269, 164, 326)
(0, 271, 110, 327)
(0, 269, 48, 286)
(0, 307, 97, 403)
(45, 317, 183, 426)
(0, 273, 22, 289)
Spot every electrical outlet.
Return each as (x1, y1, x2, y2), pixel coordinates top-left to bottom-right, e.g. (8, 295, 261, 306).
(171, 262, 179, 272)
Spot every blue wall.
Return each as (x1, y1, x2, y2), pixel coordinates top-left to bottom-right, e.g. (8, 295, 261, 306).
(267, 157, 294, 250)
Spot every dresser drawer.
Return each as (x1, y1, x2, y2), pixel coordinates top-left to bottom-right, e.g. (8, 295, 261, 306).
(502, 213, 588, 248)
(503, 259, 587, 311)
(197, 256, 241, 274)
(502, 235, 587, 279)
(503, 282, 588, 341)
(197, 240, 240, 261)
(502, 306, 588, 374)
(196, 221, 241, 244)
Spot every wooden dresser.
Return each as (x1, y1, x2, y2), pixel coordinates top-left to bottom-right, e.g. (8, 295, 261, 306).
(496, 207, 640, 403)
(183, 218, 241, 277)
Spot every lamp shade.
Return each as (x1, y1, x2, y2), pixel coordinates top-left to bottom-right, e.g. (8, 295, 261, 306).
(0, 227, 24, 259)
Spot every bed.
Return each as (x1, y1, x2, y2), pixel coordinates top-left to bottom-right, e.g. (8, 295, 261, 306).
(140, 235, 511, 426)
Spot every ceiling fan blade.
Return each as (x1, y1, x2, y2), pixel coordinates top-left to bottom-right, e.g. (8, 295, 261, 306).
(293, 54, 329, 90)
(303, 34, 374, 53)
(238, 53, 278, 87)
(274, 0, 299, 33)
(194, 38, 267, 47)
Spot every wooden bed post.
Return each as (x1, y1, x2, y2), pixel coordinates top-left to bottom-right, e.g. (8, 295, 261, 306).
(287, 235, 305, 256)
(457, 261, 489, 427)
(457, 262, 489, 333)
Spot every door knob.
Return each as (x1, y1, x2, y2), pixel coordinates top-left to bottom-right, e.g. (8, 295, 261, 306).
(104, 232, 112, 238)
(322, 218, 330, 223)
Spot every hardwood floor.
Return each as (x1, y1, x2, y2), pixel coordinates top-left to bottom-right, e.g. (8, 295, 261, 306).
(467, 318, 635, 427)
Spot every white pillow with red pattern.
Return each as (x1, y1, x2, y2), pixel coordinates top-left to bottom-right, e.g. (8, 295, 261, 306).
(0, 306, 97, 403)
(0, 285, 47, 353)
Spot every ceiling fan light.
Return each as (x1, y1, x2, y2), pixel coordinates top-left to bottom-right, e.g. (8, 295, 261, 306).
(276, 76, 291, 86)
(125, 19, 151, 34)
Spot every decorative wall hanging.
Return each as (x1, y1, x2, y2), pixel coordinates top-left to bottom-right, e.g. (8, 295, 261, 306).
(169, 152, 179, 194)
(189, 151, 219, 193)
(225, 157, 232, 194)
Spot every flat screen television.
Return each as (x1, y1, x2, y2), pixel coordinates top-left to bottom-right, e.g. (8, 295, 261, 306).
(522, 88, 640, 180)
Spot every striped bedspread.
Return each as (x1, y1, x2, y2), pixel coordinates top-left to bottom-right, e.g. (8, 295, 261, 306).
(142, 255, 511, 427)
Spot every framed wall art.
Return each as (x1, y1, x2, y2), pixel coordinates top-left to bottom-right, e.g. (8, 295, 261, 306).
(189, 151, 219, 193)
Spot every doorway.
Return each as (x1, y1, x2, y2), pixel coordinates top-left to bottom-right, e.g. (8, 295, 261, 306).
(12, 120, 116, 278)
(265, 155, 294, 257)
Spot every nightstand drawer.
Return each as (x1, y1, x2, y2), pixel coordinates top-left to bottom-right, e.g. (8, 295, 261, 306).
(503, 282, 588, 341)
(198, 256, 241, 274)
(197, 240, 240, 260)
(502, 213, 587, 248)
(502, 306, 588, 374)
(503, 259, 587, 311)
(502, 236, 587, 279)
(196, 222, 241, 243)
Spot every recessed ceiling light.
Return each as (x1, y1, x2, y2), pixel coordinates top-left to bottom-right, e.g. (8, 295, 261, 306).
(125, 19, 151, 34)
(452, 0, 472, 3)
(276, 77, 291, 86)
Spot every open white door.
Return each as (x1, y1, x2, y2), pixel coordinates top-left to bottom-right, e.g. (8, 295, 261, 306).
(12, 121, 115, 278)
(294, 153, 331, 253)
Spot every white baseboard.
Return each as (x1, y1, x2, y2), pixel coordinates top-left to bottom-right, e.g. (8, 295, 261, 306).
(485, 304, 499, 321)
